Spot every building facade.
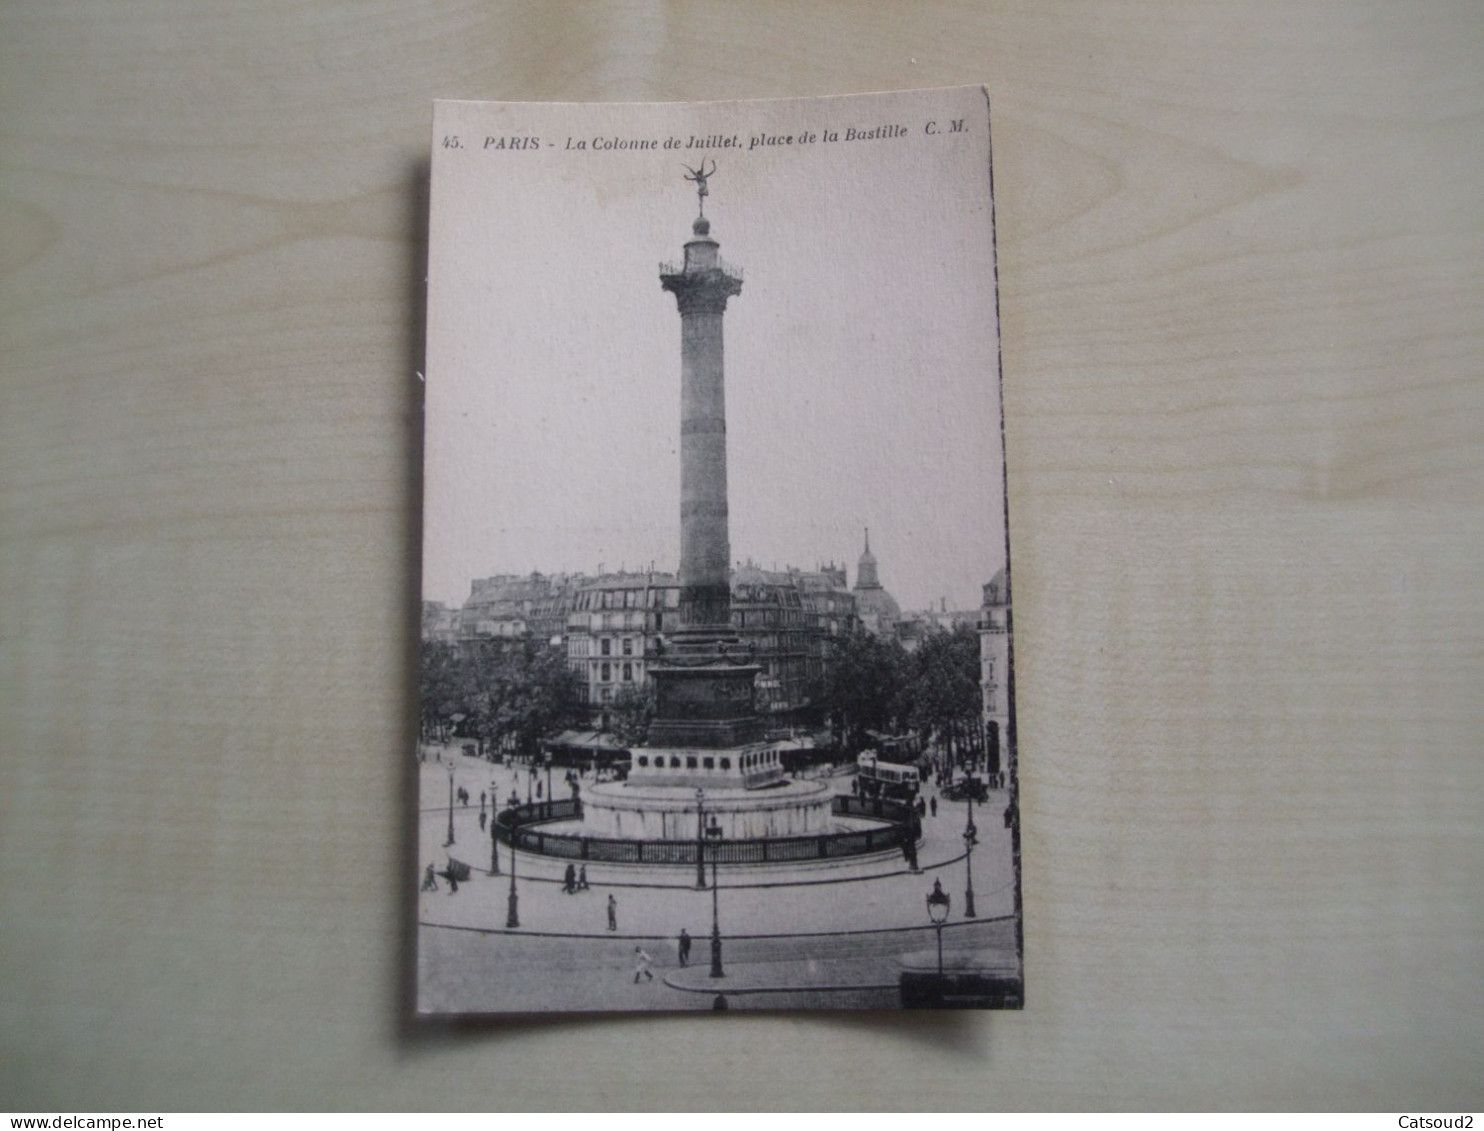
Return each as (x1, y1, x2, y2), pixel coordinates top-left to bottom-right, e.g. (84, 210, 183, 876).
(731, 562, 812, 716)
(979, 566, 1011, 774)
(420, 600, 461, 646)
(564, 571, 677, 717)
(793, 562, 857, 693)
(457, 572, 581, 645)
(566, 566, 858, 724)
(445, 562, 861, 730)
(895, 598, 983, 652)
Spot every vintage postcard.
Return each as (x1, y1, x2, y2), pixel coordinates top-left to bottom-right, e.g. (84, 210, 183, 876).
(418, 87, 1020, 1013)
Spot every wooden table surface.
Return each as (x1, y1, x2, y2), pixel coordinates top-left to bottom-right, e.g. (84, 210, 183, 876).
(2, 0, 1481, 1112)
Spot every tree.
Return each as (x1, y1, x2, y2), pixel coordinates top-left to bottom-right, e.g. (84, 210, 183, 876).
(908, 623, 983, 762)
(458, 639, 506, 752)
(419, 641, 463, 741)
(483, 637, 586, 759)
(818, 629, 912, 750)
(516, 637, 587, 755)
(429, 637, 585, 759)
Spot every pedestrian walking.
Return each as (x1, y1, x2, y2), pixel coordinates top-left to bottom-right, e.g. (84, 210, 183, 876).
(480, 790, 486, 811)
(478, 809, 487, 832)
(930, 795, 938, 818)
(677, 929, 692, 967)
(563, 863, 577, 894)
(607, 894, 618, 932)
(633, 947, 654, 983)
(577, 864, 589, 891)
(421, 862, 438, 892)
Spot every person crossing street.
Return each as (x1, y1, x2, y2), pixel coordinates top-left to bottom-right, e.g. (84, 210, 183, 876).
(633, 946, 654, 983)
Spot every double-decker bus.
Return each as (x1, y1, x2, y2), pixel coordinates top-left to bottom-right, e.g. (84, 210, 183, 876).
(856, 750, 921, 800)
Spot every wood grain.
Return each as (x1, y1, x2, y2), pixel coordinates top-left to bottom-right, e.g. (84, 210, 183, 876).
(2, 0, 1481, 1112)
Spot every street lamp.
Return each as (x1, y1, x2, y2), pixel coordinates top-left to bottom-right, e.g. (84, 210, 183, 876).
(963, 788, 978, 919)
(706, 817, 725, 979)
(488, 805, 501, 875)
(926, 878, 951, 977)
(445, 762, 456, 847)
(505, 832, 520, 929)
(695, 788, 707, 890)
(544, 750, 553, 816)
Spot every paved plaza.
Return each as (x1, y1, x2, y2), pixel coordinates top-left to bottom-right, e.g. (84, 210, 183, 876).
(415, 743, 1019, 1012)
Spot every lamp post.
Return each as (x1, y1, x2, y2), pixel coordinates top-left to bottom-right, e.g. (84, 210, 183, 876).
(707, 818, 725, 978)
(544, 750, 553, 817)
(505, 833, 520, 929)
(695, 788, 707, 890)
(488, 805, 501, 875)
(445, 762, 456, 847)
(926, 878, 951, 977)
(963, 788, 978, 919)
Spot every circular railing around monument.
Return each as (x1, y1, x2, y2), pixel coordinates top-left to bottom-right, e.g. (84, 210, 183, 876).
(493, 795, 916, 866)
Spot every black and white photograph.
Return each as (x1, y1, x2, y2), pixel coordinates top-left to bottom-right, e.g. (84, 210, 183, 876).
(418, 88, 1021, 1013)
(10, 2, 1484, 1111)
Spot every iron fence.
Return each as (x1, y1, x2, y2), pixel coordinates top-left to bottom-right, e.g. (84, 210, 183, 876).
(493, 794, 912, 865)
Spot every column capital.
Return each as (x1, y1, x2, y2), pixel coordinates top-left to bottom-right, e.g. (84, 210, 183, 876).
(661, 270, 743, 316)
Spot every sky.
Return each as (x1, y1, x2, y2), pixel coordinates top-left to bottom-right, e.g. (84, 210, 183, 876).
(423, 91, 1006, 613)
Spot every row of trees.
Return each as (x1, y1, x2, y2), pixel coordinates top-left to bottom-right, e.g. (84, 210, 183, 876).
(420, 621, 988, 764)
(820, 622, 987, 762)
(419, 638, 586, 759)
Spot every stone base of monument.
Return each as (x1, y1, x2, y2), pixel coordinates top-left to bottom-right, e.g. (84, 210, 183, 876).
(582, 776, 833, 840)
(494, 778, 913, 866)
